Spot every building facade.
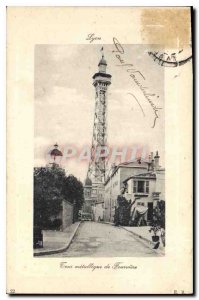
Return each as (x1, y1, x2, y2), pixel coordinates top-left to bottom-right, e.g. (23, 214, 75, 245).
(104, 160, 149, 222)
(83, 177, 96, 215)
(125, 172, 157, 224)
(103, 152, 165, 225)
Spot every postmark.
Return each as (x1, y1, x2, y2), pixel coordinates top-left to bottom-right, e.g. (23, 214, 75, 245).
(148, 48, 192, 67)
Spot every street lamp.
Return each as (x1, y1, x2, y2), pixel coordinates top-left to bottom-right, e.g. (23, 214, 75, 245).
(49, 143, 63, 167)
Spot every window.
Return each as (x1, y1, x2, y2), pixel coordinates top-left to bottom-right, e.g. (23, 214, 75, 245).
(137, 181, 145, 193)
(125, 183, 129, 193)
(133, 181, 137, 193)
(146, 181, 149, 193)
(133, 180, 150, 193)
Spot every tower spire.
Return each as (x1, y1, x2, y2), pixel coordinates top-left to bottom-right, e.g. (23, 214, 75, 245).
(101, 46, 104, 58)
(98, 47, 107, 73)
(87, 50, 112, 184)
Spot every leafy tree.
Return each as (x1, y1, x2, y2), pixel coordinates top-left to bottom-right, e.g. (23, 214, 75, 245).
(34, 166, 84, 229)
(62, 175, 84, 222)
(152, 200, 165, 229)
(34, 166, 66, 229)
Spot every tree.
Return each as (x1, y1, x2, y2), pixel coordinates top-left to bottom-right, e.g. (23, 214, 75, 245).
(152, 200, 165, 229)
(114, 196, 137, 226)
(62, 175, 84, 222)
(34, 166, 66, 229)
(34, 166, 85, 229)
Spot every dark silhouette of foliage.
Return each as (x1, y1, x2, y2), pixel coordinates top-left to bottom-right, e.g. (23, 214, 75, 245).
(152, 200, 165, 229)
(34, 166, 84, 229)
(62, 174, 84, 222)
(114, 196, 136, 226)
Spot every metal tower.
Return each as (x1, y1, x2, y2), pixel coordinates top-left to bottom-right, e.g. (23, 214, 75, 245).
(87, 49, 112, 184)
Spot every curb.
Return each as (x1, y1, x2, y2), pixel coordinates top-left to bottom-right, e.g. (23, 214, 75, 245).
(98, 221, 164, 254)
(34, 222, 81, 257)
(121, 226, 165, 255)
(101, 221, 164, 253)
(99, 221, 114, 226)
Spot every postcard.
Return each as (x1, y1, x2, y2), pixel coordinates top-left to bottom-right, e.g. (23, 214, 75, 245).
(7, 6, 193, 294)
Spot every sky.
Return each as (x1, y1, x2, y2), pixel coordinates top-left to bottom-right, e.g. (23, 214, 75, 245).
(34, 44, 165, 182)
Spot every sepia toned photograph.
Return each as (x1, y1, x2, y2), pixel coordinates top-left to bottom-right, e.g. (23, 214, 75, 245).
(6, 6, 193, 294)
(34, 43, 165, 257)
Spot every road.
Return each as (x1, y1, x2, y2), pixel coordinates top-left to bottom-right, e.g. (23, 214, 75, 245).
(44, 221, 162, 257)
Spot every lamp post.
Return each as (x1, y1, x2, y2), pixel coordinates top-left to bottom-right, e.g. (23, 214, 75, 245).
(49, 143, 63, 167)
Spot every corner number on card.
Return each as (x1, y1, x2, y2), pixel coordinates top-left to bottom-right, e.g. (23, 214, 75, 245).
(174, 290, 185, 294)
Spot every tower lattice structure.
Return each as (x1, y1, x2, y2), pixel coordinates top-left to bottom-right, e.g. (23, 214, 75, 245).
(87, 50, 112, 184)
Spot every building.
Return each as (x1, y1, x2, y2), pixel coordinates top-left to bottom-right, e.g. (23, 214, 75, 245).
(155, 168, 165, 201)
(92, 201, 104, 222)
(124, 172, 157, 224)
(83, 177, 96, 216)
(104, 159, 149, 223)
(103, 151, 165, 225)
(83, 176, 105, 220)
(123, 152, 165, 225)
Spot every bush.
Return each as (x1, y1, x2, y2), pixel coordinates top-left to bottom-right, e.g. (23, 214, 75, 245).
(152, 200, 165, 229)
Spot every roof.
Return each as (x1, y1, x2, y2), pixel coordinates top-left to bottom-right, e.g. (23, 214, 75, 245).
(133, 172, 156, 179)
(105, 160, 149, 185)
(123, 172, 156, 184)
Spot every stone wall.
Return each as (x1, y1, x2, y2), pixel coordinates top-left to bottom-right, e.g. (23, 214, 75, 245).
(62, 200, 74, 230)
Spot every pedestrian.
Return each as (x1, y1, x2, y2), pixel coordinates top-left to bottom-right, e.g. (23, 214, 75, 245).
(114, 187, 126, 226)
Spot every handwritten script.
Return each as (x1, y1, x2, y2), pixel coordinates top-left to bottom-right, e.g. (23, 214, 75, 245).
(112, 37, 162, 128)
(86, 33, 101, 43)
